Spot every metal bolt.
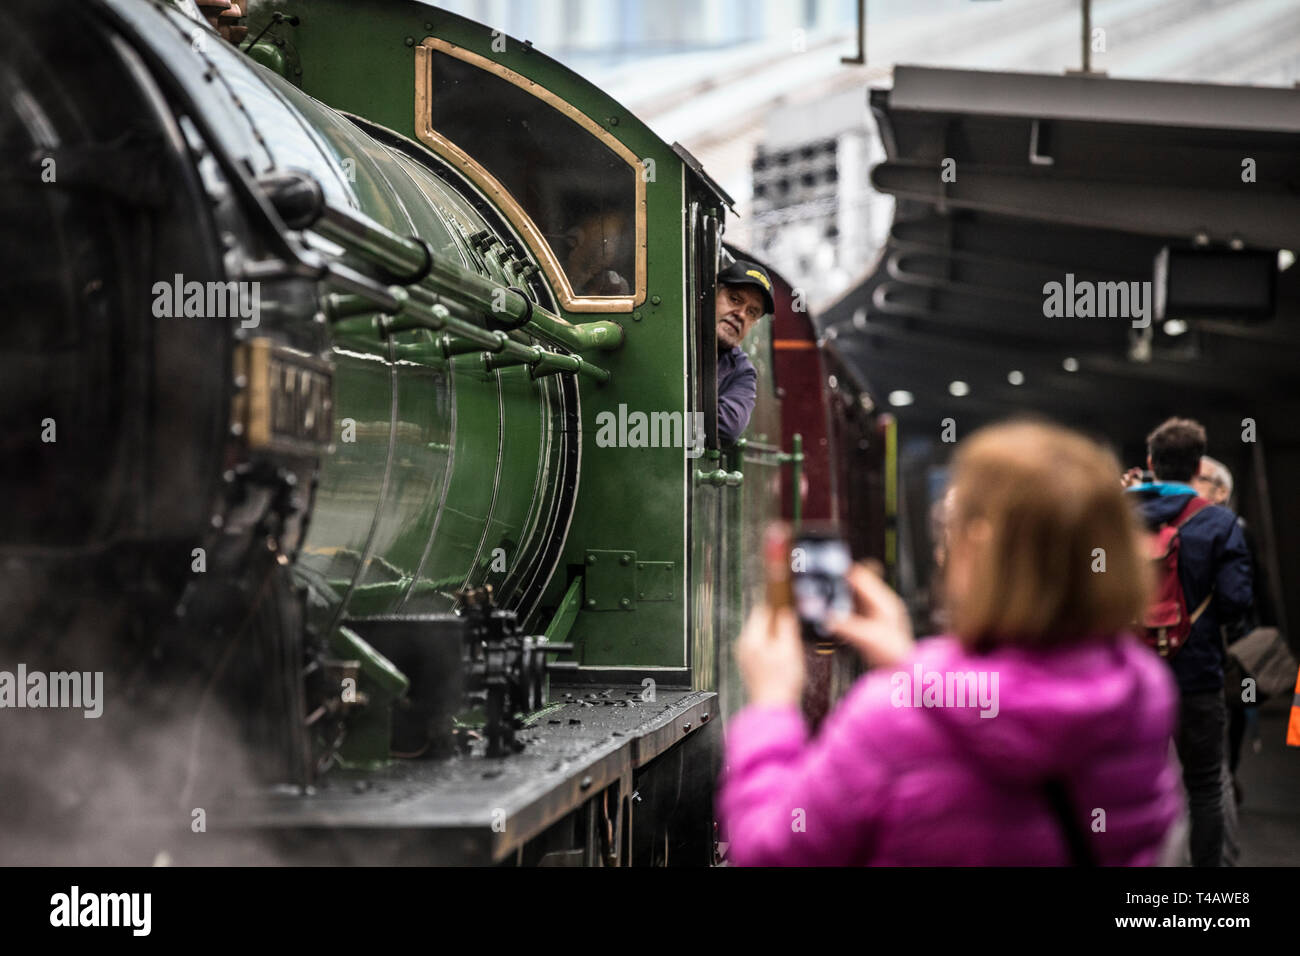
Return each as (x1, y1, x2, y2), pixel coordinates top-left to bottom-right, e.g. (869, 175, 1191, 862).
(639, 592, 646, 599)
(619, 553, 631, 566)
(404, 36, 415, 46)
(586, 553, 597, 565)
(683, 723, 692, 733)
(619, 598, 630, 609)
(586, 598, 596, 609)
(580, 775, 593, 789)
(632, 312, 642, 322)
(650, 294, 661, 305)
(608, 116, 619, 126)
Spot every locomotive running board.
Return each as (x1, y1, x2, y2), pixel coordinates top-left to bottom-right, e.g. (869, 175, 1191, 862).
(215, 689, 716, 865)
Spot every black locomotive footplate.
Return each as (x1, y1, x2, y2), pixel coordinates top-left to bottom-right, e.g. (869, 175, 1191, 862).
(218, 688, 717, 864)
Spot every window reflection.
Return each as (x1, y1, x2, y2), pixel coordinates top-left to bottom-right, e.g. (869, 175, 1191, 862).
(425, 50, 636, 299)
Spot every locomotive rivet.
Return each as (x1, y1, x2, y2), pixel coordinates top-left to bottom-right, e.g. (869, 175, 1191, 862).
(586, 599, 596, 609)
(619, 554, 630, 566)
(607, 116, 619, 126)
(424, 22, 433, 30)
(404, 36, 415, 46)
(619, 598, 630, 609)
(683, 723, 691, 733)
(639, 592, 646, 599)
(586, 553, 597, 565)
(650, 295, 661, 305)
(580, 776, 593, 789)
(632, 312, 641, 321)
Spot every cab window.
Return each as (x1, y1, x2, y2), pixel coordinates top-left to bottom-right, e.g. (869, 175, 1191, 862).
(417, 41, 642, 307)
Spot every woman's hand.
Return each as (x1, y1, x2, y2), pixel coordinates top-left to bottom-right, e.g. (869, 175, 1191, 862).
(827, 563, 914, 668)
(735, 604, 805, 708)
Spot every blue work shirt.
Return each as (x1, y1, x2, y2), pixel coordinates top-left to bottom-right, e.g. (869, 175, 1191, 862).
(1127, 482, 1254, 695)
(717, 345, 757, 444)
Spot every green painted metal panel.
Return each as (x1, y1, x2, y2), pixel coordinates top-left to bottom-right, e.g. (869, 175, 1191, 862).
(637, 561, 675, 602)
(582, 549, 638, 612)
(248, 0, 697, 668)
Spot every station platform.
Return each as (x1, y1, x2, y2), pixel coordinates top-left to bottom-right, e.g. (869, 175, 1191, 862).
(1235, 698, 1299, 866)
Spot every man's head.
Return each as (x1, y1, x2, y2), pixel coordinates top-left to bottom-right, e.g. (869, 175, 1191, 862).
(1193, 455, 1233, 505)
(1145, 417, 1207, 483)
(716, 259, 775, 350)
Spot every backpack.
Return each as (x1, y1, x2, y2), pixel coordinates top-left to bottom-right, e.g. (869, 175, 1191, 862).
(1140, 496, 1213, 658)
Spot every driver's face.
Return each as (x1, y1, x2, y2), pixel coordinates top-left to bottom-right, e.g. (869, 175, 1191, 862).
(716, 284, 764, 349)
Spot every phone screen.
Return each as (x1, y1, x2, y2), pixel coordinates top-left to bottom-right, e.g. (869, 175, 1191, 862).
(792, 534, 853, 639)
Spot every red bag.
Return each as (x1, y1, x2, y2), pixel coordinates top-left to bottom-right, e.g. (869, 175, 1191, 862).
(1141, 496, 1213, 658)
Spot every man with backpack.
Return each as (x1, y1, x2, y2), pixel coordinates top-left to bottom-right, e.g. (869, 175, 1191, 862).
(1127, 418, 1253, 867)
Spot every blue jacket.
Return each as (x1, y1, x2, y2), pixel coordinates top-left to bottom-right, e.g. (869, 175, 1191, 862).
(1128, 483, 1254, 695)
(717, 346, 757, 444)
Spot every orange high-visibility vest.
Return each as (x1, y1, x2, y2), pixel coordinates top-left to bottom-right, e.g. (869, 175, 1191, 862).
(1288, 668, 1300, 747)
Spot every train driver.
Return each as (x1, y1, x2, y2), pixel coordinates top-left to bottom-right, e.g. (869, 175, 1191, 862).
(715, 259, 774, 444)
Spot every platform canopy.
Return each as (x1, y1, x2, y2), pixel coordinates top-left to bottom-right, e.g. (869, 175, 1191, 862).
(821, 65, 1300, 452)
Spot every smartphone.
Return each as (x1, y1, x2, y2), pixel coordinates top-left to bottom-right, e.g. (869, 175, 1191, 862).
(791, 529, 853, 641)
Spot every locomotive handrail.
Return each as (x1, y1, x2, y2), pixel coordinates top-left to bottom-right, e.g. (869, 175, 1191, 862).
(694, 469, 743, 488)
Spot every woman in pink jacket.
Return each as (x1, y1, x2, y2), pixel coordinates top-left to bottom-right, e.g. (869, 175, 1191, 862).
(720, 421, 1184, 866)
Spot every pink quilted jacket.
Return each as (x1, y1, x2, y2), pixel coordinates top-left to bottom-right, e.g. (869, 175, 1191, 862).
(719, 633, 1183, 866)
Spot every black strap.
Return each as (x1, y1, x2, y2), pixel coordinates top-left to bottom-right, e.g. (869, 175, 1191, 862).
(1043, 777, 1097, 867)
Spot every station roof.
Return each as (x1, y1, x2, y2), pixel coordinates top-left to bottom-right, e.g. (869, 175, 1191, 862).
(821, 64, 1300, 453)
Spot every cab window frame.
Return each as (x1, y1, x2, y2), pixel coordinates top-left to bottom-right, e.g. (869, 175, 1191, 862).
(414, 37, 647, 313)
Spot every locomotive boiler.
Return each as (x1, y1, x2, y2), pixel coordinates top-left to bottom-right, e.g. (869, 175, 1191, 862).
(0, 0, 890, 865)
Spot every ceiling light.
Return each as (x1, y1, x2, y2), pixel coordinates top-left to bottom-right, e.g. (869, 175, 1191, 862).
(888, 390, 913, 407)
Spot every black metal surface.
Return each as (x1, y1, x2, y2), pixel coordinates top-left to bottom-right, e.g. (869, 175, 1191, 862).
(219, 688, 716, 863)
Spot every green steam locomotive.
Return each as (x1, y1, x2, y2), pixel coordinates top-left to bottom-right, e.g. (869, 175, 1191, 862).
(1, 0, 888, 865)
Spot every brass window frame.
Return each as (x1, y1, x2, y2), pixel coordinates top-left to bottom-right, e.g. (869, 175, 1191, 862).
(415, 37, 647, 313)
